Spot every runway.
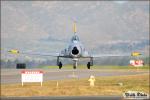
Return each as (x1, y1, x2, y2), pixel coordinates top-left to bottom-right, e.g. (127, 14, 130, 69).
(1, 69, 149, 84)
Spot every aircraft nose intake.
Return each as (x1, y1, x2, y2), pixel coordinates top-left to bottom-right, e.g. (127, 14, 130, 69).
(72, 47, 79, 55)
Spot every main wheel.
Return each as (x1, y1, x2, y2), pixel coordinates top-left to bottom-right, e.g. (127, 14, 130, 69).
(73, 65, 76, 69)
(58, 62, 62, 69)
(87, 62, 90, 69)
(73, 63, 76, 69)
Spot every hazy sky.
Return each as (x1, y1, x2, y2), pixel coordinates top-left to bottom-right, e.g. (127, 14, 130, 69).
(1, 1, 149, 59)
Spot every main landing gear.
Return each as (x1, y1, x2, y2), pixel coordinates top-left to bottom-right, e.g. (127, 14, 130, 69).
(57, 57, 62, 69)
(57, 57, 93, 69)
(87, 62, 91, 69)
(87, 57, 93, 69)
(58, 61, 62, 69)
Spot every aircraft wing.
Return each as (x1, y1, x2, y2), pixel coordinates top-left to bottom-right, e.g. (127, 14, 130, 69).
(91, 54, 131, 57)
(7, 49, 60, 57)
(92, 52, 142, 57)
(21, 52, 60, 57)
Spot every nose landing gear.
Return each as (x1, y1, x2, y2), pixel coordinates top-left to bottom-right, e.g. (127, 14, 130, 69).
(73, 58, 78, 69)
(73, 61, 77, 69)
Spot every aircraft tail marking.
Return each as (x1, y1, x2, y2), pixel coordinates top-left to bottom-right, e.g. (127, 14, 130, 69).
(73, 21, 77, 33)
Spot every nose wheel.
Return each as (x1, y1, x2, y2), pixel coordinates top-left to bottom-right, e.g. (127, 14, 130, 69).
(73, 65, 76, 69)
(73, 60, 77, 69)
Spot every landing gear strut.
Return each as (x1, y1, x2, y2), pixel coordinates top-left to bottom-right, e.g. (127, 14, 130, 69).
(58, 62, 62, 69)
(72, 58, 78, 69)
(87, 57, 93, 69)
(87, 62, 91, 69)
(73, 60, 77, 69)
(57, 57, 62, 69)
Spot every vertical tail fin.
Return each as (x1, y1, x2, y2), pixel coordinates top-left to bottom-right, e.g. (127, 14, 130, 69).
(73, 21, 77, 34)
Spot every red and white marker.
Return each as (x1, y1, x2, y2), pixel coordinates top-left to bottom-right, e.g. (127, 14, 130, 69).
(21, 70, 43, 86)
(130, 60, 144, 67)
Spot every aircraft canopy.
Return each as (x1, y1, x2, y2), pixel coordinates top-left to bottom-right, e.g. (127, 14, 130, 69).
(71, 35, 80, 41)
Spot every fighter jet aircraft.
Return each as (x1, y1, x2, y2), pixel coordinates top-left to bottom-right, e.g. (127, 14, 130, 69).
(8, 22, 142, 69)
(56, 22, 93, 69)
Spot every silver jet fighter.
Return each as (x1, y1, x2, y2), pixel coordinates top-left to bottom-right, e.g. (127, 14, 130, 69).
(57, 22, 93, 69)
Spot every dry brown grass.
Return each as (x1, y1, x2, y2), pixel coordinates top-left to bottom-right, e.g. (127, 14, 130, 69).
(1, 73, 149, 96)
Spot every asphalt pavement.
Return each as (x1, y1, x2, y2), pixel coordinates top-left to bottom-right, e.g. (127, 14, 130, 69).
(1, 69, 148, 84)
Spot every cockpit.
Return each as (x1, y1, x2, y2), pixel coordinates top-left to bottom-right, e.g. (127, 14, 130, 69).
(71, 35, 80, 42)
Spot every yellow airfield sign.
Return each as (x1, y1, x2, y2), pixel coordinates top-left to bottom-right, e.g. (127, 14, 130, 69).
(8, 49, 19, 54)
(131, 52, 142, 56)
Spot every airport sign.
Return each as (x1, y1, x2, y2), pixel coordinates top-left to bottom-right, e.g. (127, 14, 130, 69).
(21, 70, 43, 86)
(130, 60, 144, 67)
(131, 52, 142, 56)
(8, 49, 19, 54)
